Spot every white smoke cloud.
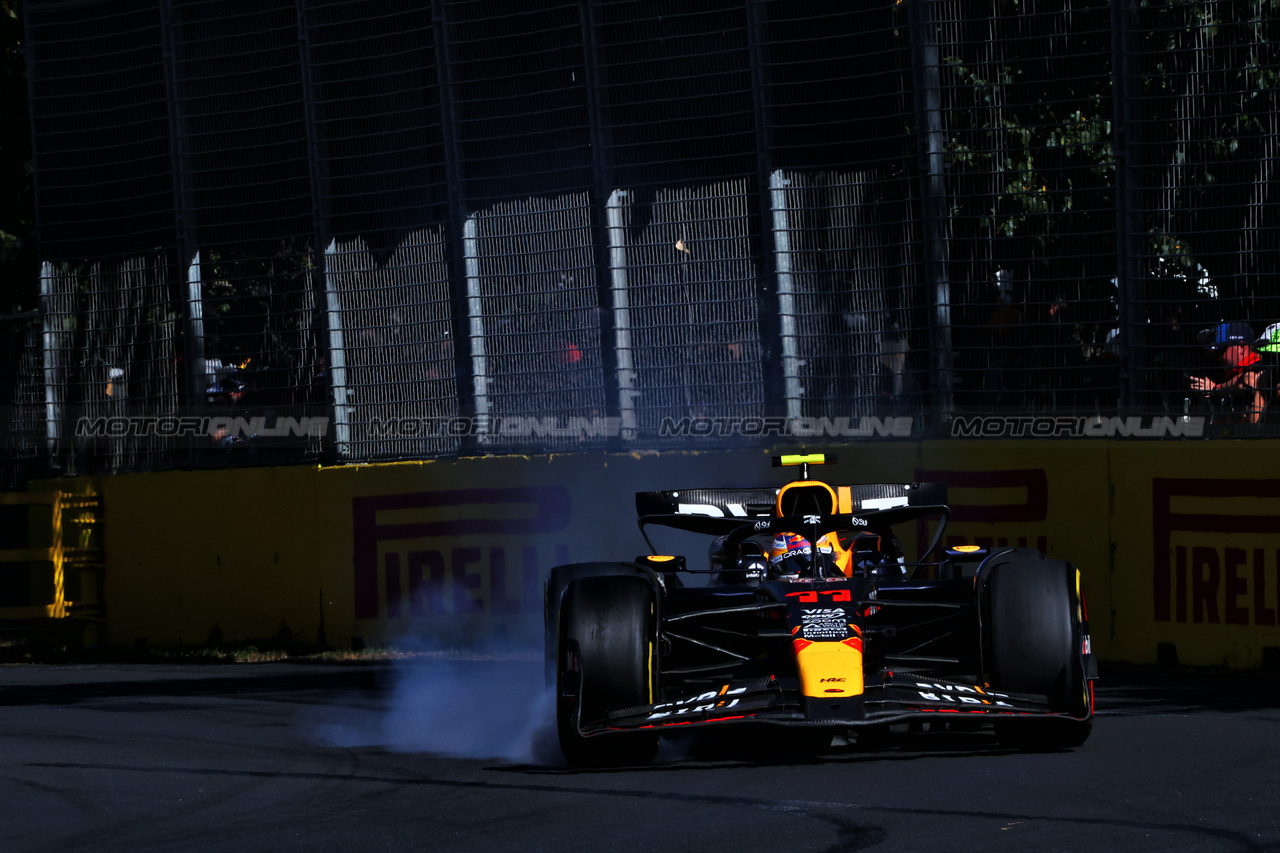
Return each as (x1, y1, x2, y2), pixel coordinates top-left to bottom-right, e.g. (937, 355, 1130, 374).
(311, 650, 563, 765)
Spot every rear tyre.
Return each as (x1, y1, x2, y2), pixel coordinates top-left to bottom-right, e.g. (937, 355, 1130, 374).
(556, 575, 659, 766)
(985, 557, 1092, 750)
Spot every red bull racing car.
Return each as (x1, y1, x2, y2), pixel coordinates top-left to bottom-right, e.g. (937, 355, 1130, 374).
(544, 454, 1097, 766)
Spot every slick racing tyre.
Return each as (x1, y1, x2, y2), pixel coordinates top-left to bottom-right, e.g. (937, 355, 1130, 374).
(556, 575, 659, 766)
(984, 555, 1092, 750)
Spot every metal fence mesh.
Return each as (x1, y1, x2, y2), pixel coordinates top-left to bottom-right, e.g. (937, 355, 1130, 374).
(170, 0, 313, 247)
(466, 194, 608, 448)
(24, 0, 173, 261)
(326, 231, 459, 461)
(935, 0, 1119, 414)
(1130, 1, 1280, 428)
(40, 255, 182, 474)
(12, 0, 1280, 480)
(615, 180, 765, 436)
(0, 315, 44, 490)
(774, 170, 927, 421)
(194, 242, 327, 461)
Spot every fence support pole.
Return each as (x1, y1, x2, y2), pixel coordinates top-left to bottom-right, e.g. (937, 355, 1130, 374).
(1112, 0, 1144, 416)
(297, 0, 343, 457)
(462, 217, 490, 440)
(430, 0, 480, 452)
(746, 0, 788, 420)
(321, 241, 350, 454)
(605, 191, 638, 440)
(159, 0, 208, 462)
(39, 263, 61, 462)
(908, 0, 954, 423)
(184, 252, 207, 400)
(769, 171, 802, 421)
(578, 0, 625, 445)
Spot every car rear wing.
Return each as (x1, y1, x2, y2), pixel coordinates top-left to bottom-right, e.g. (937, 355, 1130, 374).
(634, 482, 947, 520)
(635, 505, 952, 567)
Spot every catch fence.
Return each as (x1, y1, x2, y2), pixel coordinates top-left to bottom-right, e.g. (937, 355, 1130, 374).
(10, 0, 1279, 477)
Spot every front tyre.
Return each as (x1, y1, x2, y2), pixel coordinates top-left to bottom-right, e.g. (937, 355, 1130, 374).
(984, 557, 1092, 750)
(556, 575, 659, 766)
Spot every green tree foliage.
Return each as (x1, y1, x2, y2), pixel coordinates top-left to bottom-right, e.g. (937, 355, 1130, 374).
(918, 0, 1117, 317)
(928, 0, 1278, 318)
(1137, 0, 1280, 311)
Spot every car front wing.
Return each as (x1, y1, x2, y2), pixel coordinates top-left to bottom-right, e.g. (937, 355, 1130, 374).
(592, 672, 1081, 736)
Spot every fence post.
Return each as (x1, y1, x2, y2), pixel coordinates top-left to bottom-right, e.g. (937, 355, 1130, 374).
(430, 0, 479, 452)
(768, 172, 802, 421)
(605, 191, 639, 440)
(1111, 0, 1144, 416)
(746, 0, 788, 420)
(908, 0, 955, 424)
(38, 263, 61, 462)
(321, 241, 350, 455)
(159, 0, 208, 452)
(296, 0, 347, 457)
(578, 0, 626, 445)
(462, 217, 490, 440)
(295, 0, 338, 455)
(184, 251, 207, 401)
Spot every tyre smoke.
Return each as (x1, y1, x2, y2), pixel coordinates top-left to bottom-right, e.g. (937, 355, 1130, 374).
(312, 649, 563, 765)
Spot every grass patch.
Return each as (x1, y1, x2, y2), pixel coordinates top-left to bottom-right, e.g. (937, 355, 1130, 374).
(0, 635, 539, 666)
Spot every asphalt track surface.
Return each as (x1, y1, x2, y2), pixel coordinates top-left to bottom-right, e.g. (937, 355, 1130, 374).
(0, 659, 1276, 853)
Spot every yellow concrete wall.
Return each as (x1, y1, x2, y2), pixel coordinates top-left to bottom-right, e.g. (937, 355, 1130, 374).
(49, 440, 1280, 666)
(1108, 442, 1280, 668)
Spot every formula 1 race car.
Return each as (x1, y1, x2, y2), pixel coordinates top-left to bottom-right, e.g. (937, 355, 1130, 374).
(544, 453, 1097, 766)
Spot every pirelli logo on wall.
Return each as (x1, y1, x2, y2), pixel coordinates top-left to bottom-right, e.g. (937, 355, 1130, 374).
(351, 487, 571, 620)
(1152, 479, 1280, 628)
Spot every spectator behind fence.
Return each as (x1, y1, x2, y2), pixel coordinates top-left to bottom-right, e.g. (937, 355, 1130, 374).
(1253, 323, 1280, 419)
(206, 369, 252, 446)
(1190, 322, 1267, 424)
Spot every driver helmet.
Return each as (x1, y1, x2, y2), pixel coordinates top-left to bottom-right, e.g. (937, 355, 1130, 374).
(768, 532, 812, 577)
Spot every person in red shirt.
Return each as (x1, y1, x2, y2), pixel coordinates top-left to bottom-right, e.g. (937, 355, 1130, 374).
(1191, 322, 1267, 423)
